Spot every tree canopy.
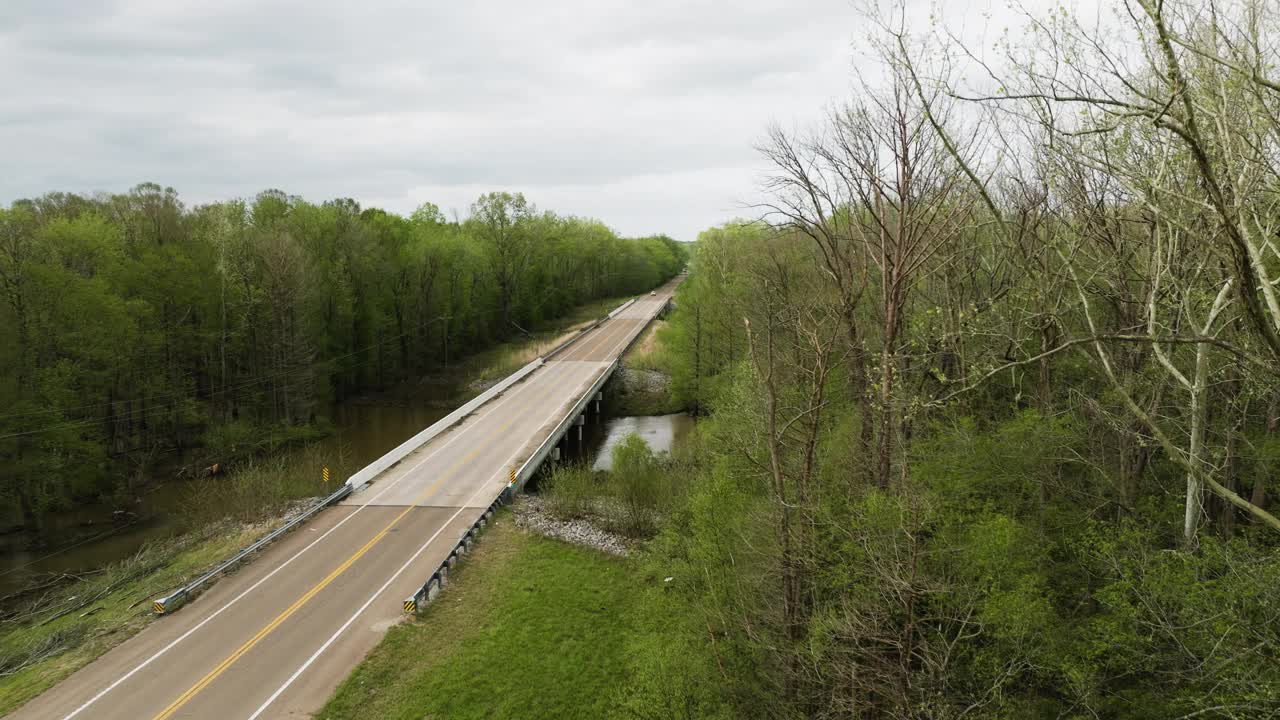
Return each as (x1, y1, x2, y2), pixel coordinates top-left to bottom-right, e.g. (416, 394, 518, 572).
(0, 186, 684, 530)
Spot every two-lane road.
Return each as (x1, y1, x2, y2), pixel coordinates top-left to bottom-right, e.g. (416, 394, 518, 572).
(11, 282, 677, 720)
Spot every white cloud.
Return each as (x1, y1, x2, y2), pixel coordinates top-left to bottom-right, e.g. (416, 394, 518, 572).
(1, 0, 1085, 240)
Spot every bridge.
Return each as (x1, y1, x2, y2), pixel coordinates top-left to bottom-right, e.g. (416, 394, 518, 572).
(12, 281, 678, 720)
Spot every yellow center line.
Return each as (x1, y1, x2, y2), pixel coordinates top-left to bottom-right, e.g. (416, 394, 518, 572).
(148, 354, 591, 720)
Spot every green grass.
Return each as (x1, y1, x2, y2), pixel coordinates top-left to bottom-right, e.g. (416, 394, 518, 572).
(318, 516, 642, 720)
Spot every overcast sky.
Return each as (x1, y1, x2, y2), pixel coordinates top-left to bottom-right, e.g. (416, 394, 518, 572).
(2, 0, 1069, 240)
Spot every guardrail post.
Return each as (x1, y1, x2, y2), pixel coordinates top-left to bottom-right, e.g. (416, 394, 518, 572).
(153, 589, 187, 615)
(403, 588, 424, 614)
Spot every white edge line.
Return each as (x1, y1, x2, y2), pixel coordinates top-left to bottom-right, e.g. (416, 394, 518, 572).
(246, 364, 608, 719)
(57, 360, 579, 720)
(245, 300, 661, 718)
(60, 294, 661, 720)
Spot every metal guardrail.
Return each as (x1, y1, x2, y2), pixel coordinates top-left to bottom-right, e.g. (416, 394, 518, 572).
(403, 487, 512, 614)
(541, 298, 636, 361)
(152, 483, 353, 615)
(403, 297, 646, 614)
(512, 359, 617, 491)
(542, 324, 599, 361)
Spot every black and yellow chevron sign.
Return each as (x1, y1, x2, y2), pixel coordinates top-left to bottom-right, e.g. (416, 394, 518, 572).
(509, 466, 516, 484)
(322, 466, 330, 483)
(404, 598, 416, 613)
(153, 601, 165, 615)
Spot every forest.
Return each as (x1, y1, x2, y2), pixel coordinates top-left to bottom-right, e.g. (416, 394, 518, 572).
(0, 187, 684, 532)
(617, 1, 1280, 718)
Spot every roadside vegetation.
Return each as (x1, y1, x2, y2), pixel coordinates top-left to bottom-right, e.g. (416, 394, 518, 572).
(610, 319, 687, 416)
(382, 2, 1280, 717)
(0, 519, 277, 715)
(544, 435, 690, 539)
(609, 2, 1280, 717)
(0, 285, 677, 715)
(319, 518, 644, 720)
(0, 188, 684, 538)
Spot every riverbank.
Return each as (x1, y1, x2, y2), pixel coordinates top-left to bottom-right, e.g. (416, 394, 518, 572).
(0, 292, 642, 715)
(609, 319, 687, 416)
(0, 512, 292, 715)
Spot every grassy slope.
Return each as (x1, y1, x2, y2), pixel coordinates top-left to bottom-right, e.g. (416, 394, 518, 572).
(319, 517, 640, 720)
(612, 318, 687, 416)
(0, 521, 275, 715)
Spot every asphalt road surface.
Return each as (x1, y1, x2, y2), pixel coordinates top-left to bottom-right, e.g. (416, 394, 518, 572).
(10, 281, 678, 720)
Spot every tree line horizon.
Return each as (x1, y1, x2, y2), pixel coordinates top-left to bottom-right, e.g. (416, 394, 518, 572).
(0, 184, 686, 532)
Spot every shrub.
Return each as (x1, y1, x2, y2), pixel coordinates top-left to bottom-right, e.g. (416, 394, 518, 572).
(543, 463, 599, 520)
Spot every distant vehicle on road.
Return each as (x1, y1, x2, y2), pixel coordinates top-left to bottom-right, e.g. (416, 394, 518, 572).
(650, 291, 656, 295)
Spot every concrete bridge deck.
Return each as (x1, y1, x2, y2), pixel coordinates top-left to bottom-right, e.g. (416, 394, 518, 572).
(10, 282, 677, 720)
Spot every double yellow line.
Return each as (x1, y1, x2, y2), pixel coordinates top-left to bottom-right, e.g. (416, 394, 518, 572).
(147, 318, 635, 719)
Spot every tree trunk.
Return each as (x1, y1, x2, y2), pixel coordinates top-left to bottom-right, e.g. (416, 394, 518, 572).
(877, 281, 902, 490)
(1252, 395, 1277, 516)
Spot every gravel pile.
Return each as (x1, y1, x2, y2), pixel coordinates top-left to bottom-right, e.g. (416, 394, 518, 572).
(618, 366, 670, 395)
(512, 496, 630, 557)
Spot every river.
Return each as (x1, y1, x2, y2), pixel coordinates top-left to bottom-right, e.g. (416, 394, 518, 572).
(586, 413, 696, 471)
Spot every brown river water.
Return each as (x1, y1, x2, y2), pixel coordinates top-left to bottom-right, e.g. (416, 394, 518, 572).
(0, 398, 453, 597)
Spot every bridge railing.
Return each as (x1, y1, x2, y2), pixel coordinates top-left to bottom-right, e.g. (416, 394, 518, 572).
(403, 295, 654, 613)
(346, 358, 544, 491)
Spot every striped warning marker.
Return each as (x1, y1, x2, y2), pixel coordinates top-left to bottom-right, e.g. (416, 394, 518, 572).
(404, 598, 416, 613)
(509, 466, 516, 485)
(153, 601, 166, 615)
